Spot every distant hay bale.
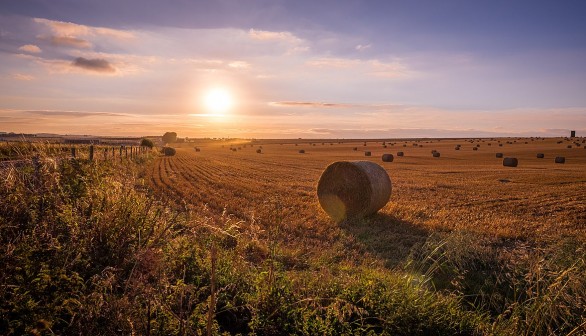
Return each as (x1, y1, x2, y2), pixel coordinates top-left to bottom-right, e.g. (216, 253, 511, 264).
(536, 153, 544, 158)
(381, 154, 394, 162)
(194, 147, 201, 152)
(353, 147, 358, 151)
(299, 149, 305, 154)
(256, 149, 262, 154)
(317, 161, 392, 222)
(496, 153, 503, 158)
(397, 151, 404, 156)
(503, 157, 518, 167)
(499, 144, 503, 147)
(567, 145, 572, 148)
(163, 147, 176, 156)
(364, 151, 371, 156)
(473, 147, 478, 151)
(455, 146, 460, 150)
(433, 152, 440, 157)
(403, 144, 407, 147)
(555, 156, 566, 164)
(431, 150, 437, 153)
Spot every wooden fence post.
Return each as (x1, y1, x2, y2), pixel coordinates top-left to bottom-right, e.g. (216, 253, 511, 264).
(71, 147, 76, 158)
(89, 145, 94, 161)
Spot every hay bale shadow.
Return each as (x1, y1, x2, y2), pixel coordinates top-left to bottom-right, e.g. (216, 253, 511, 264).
(339, 213, 429, 268)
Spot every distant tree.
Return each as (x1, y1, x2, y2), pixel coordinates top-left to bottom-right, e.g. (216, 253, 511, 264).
(140, 138, 154, 148)
(162, 132, 177, 145)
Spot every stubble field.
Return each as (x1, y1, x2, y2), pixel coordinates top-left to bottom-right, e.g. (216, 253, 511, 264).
(148, 137, 585, 269)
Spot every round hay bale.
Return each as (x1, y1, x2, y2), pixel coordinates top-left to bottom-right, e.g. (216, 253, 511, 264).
(256, 149, 262, 154)
(432, 152, 440, 157)
(299, 149, 305, 154)
(403, 144, 407, 147)
(381, 154, 394, 162)
(163, 147, 176, 156)
(397, 151, 404, 157)
(536, 153, 544, 158)
(567, 145, 572, 148)
(317, 161, 392, 222)
(455, 146, 460, 150)
(364, 151, 371, 156)
(353, 147, 358, 151)
(496, 153, 503, 158)
(503, 157, 518, 167)
(555, 156, 566, 164)
(473, 147, 478, 151)
(195, 147, 201, 152)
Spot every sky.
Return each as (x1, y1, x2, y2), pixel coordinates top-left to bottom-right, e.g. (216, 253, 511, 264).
(1, 0, 585, 138)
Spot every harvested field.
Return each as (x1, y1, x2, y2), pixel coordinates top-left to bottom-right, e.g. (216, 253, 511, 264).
(148, 138, 586, 268)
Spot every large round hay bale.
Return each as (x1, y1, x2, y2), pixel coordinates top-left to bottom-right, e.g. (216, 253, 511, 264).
(364, 151, 371, 156)
(256, 149, 262, 154)
(433, 152, 440, 157)
(382, 154, 394, 162)
(163, 147, 176, 156)
(555, 156, 566, 164)
(536, 153, 544, 158)
(317, 161, 392, 222)
(455, 146, 460, 150)
(503, 157, 518, 167)
(496, 153, 503, 158)
(397, 151, 404, 157)
(353, 147, 358, 151)
(299, 149, 305, 154)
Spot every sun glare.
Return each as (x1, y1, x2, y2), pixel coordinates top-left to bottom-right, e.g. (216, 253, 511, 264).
(202, 88, 233, 115)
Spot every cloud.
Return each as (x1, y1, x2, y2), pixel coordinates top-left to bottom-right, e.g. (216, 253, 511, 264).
(228, 61, 250, 69)
(269, 101, 356, 108)
(23, 110, 129, 117)
(46, 35, 92, 49)
(248, 28, 308, 54)
(306, 57, 411, 78)
(33, 18, 134, 40)
(71, 57, 116, 73)
(12, 73, 35, 81)
(18, 44, 41, 53)
(355, 44, 371, 51)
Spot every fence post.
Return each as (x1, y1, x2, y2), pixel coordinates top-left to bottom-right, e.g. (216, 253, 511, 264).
(71, 147, 76, 158)
(120, 146, 123, 161)
(89, 145, 94, 161)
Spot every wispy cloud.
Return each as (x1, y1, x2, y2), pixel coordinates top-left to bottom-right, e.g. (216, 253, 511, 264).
(33, 18, 134, 40)
(71, 57, 116, 73)
(44, 35, 92, 49)
(23, 109, 128, 117)
(269, 101, 356, 108)
(306, 57, 411, 78)
(18, 44, 41, 53)
(248, 28, 308, 54)
(12, 73, 35, 81)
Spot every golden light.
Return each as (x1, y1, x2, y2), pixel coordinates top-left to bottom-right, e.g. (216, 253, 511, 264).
(202, 87, 233, 115)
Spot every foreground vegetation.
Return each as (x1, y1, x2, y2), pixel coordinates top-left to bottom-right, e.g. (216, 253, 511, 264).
(1, 141, 585, 335)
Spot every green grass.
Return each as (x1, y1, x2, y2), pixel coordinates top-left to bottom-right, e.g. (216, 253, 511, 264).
(0, 143, 584, 335)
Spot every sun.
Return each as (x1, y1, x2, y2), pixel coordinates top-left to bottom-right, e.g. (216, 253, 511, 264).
(202, 88, 233, 114)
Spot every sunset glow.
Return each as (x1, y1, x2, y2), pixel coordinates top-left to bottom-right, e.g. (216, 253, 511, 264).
(0, 1, 584, 137)
(202, 88, 233, 115)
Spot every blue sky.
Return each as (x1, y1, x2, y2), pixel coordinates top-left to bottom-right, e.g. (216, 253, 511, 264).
(1, 0, 585, 137)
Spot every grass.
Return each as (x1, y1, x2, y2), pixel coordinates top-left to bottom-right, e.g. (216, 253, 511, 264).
(1, 138, 585, 335)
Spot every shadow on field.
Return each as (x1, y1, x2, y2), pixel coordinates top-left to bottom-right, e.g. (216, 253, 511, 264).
(340, 213, 430, 268)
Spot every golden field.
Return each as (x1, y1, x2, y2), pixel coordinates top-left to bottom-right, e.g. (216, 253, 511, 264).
(149, 137, 585, 269)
